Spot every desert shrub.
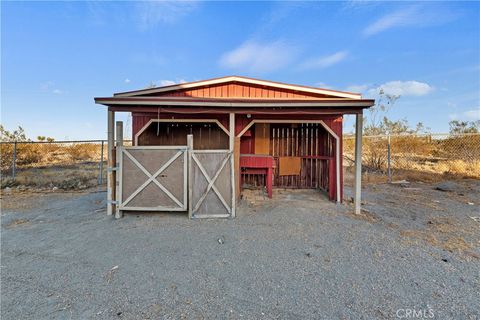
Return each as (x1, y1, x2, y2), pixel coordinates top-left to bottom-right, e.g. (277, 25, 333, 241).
(65, 143, 97, 161)
(16, 144, 43, 165)
(343, 137, 355, 157)
(40, 142, 61, 155)
(362, 136, 388, 171)
(435, 135, 480, 161)
(343, 136, 388, 171)
(0, 143, 14, 170)
(436, 159, 480, 177)
(390, 135, 435, 156)
(1, 143, 44, 168)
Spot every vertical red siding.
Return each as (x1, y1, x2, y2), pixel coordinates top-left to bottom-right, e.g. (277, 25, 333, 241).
(149, 82, 334, 99)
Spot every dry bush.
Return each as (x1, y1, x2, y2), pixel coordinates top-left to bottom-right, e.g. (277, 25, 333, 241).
(390, 135, 435, 156)
(363, 137, 388, 171)
(0, 143, 14, 170)
(40, 143, 61, 157)
(1, 143, 45, 168)
(16, 144, 43, 165)
(64, 143, 99, 162)
(344, 136, 389, 171)
(435, 135, 480, 161)
(435, 159, 480, 177)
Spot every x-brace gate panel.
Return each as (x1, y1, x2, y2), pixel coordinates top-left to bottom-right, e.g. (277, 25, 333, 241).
(189, 150, 233, 218)
(119, 146, 188, 211)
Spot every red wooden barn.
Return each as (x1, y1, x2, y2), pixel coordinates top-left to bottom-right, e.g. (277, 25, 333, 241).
(95, 76, 374, 218)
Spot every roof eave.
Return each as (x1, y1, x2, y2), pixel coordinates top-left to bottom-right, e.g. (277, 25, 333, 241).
(94, 98, 374, 108)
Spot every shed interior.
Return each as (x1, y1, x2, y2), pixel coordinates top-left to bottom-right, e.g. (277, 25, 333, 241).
(134, 115, 340, 201)
(240, 123, 335, 193)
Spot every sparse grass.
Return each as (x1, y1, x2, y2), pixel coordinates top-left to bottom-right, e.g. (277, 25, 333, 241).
(1, 162, 105, 190)
(400, 230, 473, 253)
(400, 216, 478, 254)
(4, 218, 30, 228)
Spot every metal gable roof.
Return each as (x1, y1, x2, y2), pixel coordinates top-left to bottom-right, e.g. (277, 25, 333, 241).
(112, 75, 362, 99)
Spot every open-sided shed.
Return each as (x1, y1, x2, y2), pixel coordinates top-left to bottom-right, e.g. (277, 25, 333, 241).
(95, 76, 374, 218)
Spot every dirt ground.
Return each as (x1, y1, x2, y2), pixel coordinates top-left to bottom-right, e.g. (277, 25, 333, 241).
(1, 179, 479, 319)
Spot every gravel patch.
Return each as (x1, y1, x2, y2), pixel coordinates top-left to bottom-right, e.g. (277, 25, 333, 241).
(1, 181, 479, 319)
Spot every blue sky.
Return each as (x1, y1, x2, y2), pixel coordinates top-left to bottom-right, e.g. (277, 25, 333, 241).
(2, 1, 479, 139)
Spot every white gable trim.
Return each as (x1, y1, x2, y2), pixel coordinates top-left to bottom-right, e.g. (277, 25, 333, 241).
(114, 76, 361, 99)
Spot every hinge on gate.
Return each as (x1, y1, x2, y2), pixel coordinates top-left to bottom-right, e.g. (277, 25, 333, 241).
(107, 167, 117, 172)
(108, 200, 119, 205)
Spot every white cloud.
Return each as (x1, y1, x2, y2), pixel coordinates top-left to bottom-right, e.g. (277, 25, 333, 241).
(315, 82, 333, 89)
(451, 108, 480, 121)
(363, 6, 419, 36)
(300, 51, 348, 69)
(464, 109, 480, 120)
(342, 1, 383, 11)
(367, 81, 433, 97)
(124, 78, 131, 84)
(40, 81, 63, 95)
(158, 79, 187, 87)
(220, 40, 297, 73)
(136, 1, 198, 30)
(159, 80, 176, 86)
(85, 2, 198, 30)
(363, 5, 457, 37)
(40, 81, 55, 91)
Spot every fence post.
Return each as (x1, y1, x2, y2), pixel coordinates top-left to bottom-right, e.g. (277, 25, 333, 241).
(12, 141, 17, 180)
(98, 140, 104, 185)
(387, 134, 391, 182)
(115, 122, 123, 219)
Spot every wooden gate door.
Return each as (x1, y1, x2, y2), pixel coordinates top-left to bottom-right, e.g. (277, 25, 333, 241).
(189, 150, 234, 218)
(118, 146, 188, 212)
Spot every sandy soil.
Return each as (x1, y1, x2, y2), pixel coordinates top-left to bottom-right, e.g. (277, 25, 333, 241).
(1, 180, 479, 319)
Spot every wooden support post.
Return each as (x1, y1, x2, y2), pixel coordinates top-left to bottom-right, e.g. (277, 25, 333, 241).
(229, 113, 236, 218)
(115, 121, 124, 219)
(266, 167, 273, 198)
(12, 141, 17, 180)
(328, 158, 335, 200)
(234, 137, 241, 200)
(354, 112, 363, 215)
(187, 134, 193, 219)
(335, 134, 341, 203)
(98, 140, 104, 185)
(107, 110, 115, 215)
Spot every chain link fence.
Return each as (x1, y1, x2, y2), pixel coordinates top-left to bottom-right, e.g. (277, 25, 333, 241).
(1, 134, 479, 189)
(0, 140, 130, 189)
(344, 133, 480, 180)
